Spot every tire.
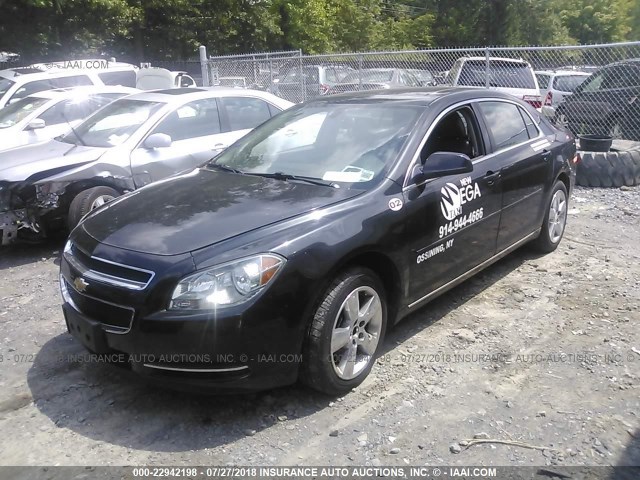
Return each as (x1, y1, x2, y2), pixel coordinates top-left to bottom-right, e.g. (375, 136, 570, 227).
(67, 186, 120, 231)
(576, 149, 640, 188)
(300, 268, 387, 395)
(531, 180, 568, 253)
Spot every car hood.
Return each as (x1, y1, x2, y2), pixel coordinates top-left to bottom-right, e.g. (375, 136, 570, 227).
(0, 139, 105, 182)
(81, 169, 362, 255)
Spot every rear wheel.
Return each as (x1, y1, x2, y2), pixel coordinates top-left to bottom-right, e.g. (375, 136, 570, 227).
(531, 180, 568, 253)
(67, 186, 119, 231)
(300, 268, 387, 395)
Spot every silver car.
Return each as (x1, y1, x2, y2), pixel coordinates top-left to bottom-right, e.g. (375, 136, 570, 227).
(0, 88, 293, 245)
(0, 86, 138, 151)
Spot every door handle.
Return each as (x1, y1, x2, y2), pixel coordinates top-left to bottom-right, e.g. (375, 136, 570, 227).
(484, 170, 501, 186)
(541, 149, 551, 161)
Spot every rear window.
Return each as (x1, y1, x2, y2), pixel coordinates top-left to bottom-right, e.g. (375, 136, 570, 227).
(341, 70, 394, 84)
(459, 60, 536, 89)
(0, 77, 15, 99)
(553, 75, 588, 92)
(98, 70, 137, 87)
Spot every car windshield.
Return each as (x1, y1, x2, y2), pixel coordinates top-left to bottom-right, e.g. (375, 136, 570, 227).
(0, 96, 49, 128)
(0, 77, 15, 100)
(212, 103, 423, 188)
(60, 98, 164, 148)
(459, 61, 536, 89)
(554, 75, 589, 92)
(341, 70, 394, 84)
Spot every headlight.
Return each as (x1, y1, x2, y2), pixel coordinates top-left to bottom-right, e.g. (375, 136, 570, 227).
(169, 254, 285, 310)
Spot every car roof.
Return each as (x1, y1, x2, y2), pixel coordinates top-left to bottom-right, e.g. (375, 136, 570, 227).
(536, 70, 590, 76)
(462, 56, 529, 64)
(123, 87, 290, 103)
(307, 86, 523, 106)
(0, 67, 100, 81)
(28, 85, 139, 100)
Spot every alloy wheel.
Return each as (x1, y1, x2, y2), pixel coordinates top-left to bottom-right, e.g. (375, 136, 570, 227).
(330, 286, 383, 380)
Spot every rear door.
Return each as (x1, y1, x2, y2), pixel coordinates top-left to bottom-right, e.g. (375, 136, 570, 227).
(403, 105, 503, 303)
(129, 97, 225, 186)
(476, 100, 551, 251)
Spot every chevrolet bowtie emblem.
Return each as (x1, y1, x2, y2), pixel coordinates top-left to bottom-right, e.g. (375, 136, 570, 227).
(73, 276, 89, 293)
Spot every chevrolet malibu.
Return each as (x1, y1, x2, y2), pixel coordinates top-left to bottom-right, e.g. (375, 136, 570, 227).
(60, 88, 577, 395)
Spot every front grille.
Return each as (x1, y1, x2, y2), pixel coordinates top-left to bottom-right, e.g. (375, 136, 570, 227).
(67, 243, 154, 290)
(63, 278, 134, 333)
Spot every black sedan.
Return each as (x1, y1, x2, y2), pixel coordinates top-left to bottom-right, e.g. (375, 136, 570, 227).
(59, 87, 577, 395)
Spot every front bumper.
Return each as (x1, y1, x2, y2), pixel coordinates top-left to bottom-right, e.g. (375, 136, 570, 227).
(59, 253, 303, 393)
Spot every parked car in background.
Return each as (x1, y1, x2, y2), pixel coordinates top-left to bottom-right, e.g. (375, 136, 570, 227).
(447, 56, 542, 108)
(547, 59, 640, 140)
(535, 70, 590, 107)
(58, 88, 576, 394)
(216, 77, 247, 88)
(407, 69, 437, 86)
(0, 67, 121, 109)
(0, 86, 138, 151)
(28, 59, 138, 88)
(276, 65, 354, 102)
(135, 67, 197, 90)
(327, 68, 420, 94)
(0, 88, 293, 244)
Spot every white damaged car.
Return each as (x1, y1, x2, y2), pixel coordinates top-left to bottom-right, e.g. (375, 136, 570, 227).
(0, 88, 292, 245)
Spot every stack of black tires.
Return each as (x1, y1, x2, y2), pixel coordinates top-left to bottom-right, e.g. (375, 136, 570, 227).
(577, 148, 640, 187)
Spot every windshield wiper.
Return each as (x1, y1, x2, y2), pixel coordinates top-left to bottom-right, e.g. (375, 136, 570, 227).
(206, 163, 245, 175)
(248, 172, 337, 188)
(61, 112, 86, 146)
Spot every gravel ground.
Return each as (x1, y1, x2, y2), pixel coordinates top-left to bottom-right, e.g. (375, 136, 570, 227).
(0, 186, 638, 469)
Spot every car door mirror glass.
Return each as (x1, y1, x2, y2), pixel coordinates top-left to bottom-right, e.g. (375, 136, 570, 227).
(26, 118, 46, 130)
(144, 133, 172, 149)
(415, 152, 473, 182)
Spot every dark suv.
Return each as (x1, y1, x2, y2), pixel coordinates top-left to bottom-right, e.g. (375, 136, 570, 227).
(553, 59, 640, 140)
(276, 65, 353, 103)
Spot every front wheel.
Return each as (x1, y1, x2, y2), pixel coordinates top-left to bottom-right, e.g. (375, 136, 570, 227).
(300, 268, 387, 395)
(67, 186, 120, 231)
(530, 180, 568, 253)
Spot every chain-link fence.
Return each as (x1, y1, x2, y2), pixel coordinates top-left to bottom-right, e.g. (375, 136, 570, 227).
(203, 41, 640, 141)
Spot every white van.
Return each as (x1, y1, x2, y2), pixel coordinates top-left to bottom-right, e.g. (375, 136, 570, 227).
(447, 56, 542, 109)
(0, 63, 138, 109)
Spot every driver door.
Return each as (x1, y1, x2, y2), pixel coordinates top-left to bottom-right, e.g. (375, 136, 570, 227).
(402, 106, 503, 303)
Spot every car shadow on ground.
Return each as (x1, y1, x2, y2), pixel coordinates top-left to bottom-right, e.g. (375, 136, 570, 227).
(0, 237, 65, 270)
(381, 247, 537, 354)
(26, 247, 538, 453)
(612, 429, 640, 478)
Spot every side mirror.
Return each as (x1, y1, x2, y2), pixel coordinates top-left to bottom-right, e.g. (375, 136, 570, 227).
(143, 133, 172, 149)
(414, 152, 473, 183)
(26, 119, 46, 130)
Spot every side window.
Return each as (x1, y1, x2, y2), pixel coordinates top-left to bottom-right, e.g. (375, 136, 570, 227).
(51, 75, 93, 88)
(519, 107, 539, 139)
(9, 79, 56, 103)
(421, 107, 483, 162)
(608, 66, 640, 89)
(536, 74, 550, 89)
(478, 101, 530, 150)
(221, 97, 272, 131)
(98, 70, 136, 87)
(150, 98, 221, 142)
